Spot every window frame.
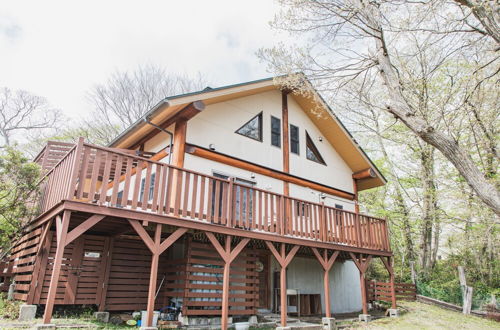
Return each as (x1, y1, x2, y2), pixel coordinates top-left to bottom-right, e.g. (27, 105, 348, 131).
(270, 115, 281, 148)
(305, 131, 326, 165)
(235, 111, 263, 142)
(290, 124, 300, 155)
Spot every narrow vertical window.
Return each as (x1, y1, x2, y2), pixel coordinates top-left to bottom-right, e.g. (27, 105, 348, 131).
(235, 112, 263, 141)
(271, 116, 281, 147)
(306, 131, 326, 165)
(290, 124, 299, 155)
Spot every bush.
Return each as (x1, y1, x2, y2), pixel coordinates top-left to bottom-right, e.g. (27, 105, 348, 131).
(0, 294, 21, 319)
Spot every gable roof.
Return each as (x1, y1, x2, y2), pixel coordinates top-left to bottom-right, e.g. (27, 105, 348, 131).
(108, 75, 386, 191)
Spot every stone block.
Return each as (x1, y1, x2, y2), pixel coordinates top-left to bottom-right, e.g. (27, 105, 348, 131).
(94, 311, 110, 323)
(358, 314, 372, 322)
(276, 327, 291, 330)
(249, 315, 258, 325)
(387, 308, 399, 317)
(18, 304, 37, 321)
(34, 324, 56, 330)
(322, 317, 337, 330)
(139, 327, 158, 330)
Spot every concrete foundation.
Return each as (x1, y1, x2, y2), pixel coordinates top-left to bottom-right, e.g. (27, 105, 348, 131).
(34, 324, 56, 330)
(322, 317, 337, 330)
(276, 327, 292, 330)
(18, 304, 37, 321)
(387, 308, 399, 317)
(139, 327, 158, 330)
(93, 311, 110, 323)
(358, 314, 372, 322)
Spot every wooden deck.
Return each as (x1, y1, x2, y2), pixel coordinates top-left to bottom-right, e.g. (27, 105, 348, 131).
(36, 140, 391, 254)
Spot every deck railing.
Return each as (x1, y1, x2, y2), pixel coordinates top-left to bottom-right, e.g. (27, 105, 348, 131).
(37, 140, 390, 252)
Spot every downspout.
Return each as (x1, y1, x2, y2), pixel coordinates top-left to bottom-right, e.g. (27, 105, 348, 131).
(143, 117, 174, 164)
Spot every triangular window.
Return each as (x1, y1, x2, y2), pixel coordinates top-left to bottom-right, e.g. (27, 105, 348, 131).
(306, 131, 326, 165)
(235, 112, 263, 141)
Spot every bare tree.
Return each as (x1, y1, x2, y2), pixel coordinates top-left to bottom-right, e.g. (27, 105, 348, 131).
(261, 0, 500, 215)
(0, 88, 61, 147)
(85, 64, 206, 143)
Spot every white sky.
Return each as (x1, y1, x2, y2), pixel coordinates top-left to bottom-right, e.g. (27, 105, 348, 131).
(0, 0, 285, 120)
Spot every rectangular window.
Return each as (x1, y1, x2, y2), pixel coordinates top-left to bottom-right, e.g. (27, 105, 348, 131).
(335, 204, 343, 210)
(139, 173, 156, 202)
(271, 116, 281, 147)
(290, 124, 299, 155)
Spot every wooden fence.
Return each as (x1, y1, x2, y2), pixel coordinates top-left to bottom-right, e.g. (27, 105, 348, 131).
(366, 280, 416, 302)
(36, 140, 390, 252)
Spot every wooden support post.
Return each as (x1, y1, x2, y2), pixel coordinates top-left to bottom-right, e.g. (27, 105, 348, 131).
(128, 220, 187, 327)
(43, 211, 71, 324)
(312, 248, 339, 317)
(27, 219, 53, 304)
(349, 252, 373, 315)
(265, 242, 300, 327)
(206, 233, 250, 330)
(380, 256, 397, 309)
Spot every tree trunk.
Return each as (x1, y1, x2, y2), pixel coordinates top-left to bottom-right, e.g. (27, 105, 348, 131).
(360, 0, 500, 216)
(454, 0, 500, 45)
(418, 145, 437, 274)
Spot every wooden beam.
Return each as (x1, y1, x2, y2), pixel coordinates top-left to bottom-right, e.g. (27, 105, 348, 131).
(43, 210, 71, 324)
(65, 215, 105, 246)
(282, 90, 290, 174)
(352, 168, 376, 180)
(127, 219, 155, 253)
(172, 120, 187, 167)
(158, 227, 188, 254)
(130, 101, 205, 150)
(186, 144, 354, 200)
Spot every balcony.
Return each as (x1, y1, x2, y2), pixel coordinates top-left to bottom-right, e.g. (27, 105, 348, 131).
(36, 139, 391, 253)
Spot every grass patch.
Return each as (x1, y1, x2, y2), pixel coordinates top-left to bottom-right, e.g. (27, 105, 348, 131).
(349, 301, 500, 329)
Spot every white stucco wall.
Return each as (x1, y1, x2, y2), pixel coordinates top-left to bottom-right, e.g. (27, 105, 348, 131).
(186, 90, 354, 194)
(271, 256, 362, 314)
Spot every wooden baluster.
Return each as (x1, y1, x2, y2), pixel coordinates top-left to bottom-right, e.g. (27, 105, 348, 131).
(151, 164, 161, 212)
(191, 174, 198, 219)
(226, 178, 234, 227)
(258, 190, 263, 231)
(182, 172, 191, 217)
(88, 150, 102, 202)
(164, 167, 173, 214)
(213, 178, 220, 223)
(245, 188, 251, 229)
(221, 180, 228, 225)
(99, 152, 113, 205)
(121, 158, 133, 208)
(110, 155, 123, 206)
(142, 162, 152, 210)
(206, 178, 213, 222)
(264, 192, 269, 232)
(251, 189, 257, 230)
(131, 160, 143, 209)
(174, 170, 184, 216)
(198, 175, 206, 220)
(76, 146, 90, 199)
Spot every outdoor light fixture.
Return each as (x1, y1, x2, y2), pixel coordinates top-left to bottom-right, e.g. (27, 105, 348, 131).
(318, 137, 323, 142)
(209, 143, 216, 150)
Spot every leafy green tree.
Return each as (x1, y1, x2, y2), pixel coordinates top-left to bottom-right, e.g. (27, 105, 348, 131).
(0, 148, 40, 253)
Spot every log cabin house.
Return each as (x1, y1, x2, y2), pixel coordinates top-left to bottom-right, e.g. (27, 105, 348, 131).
(6, 75, 397, 329)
